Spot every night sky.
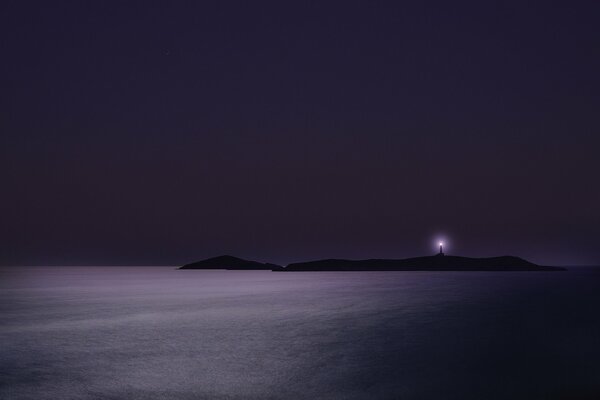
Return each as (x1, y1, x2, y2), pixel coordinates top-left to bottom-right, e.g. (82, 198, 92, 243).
(2, 1, 599, 266)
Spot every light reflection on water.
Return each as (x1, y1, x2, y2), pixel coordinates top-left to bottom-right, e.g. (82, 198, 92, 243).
(1, 267, 599, 399)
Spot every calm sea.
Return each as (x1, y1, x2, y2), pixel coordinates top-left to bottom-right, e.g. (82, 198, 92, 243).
(1, 266, 599, 399)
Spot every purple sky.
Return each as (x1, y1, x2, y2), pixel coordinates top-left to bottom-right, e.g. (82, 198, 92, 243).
(2, 1, 599, 266)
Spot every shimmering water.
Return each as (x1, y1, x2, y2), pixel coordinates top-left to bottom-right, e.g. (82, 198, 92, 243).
(1, 267, 599, 399)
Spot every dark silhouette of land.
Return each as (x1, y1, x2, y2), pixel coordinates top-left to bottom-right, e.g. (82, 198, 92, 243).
(180, 254, 565, 271)
(180, 255, 283, 270)
(282, 254, 565, 271)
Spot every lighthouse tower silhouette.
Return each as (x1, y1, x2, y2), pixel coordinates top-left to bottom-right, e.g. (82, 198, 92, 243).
(438, 242, 444, 256)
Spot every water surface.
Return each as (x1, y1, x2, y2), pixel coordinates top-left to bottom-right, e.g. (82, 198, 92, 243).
(1, 267, 599, 399)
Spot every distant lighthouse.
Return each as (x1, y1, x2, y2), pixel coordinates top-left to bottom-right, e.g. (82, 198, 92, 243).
(438, 242, 444, 256)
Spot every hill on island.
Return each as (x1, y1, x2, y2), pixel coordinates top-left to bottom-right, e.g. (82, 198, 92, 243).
(179, 255, 282, 270)
(282, 254, 565, 271)
(180, 254, 565, 271)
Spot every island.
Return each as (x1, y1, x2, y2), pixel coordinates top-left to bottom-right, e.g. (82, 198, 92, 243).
(179, 255, 283, 270)
(180, 254, 565, 271)
(281, 254, 565, 271)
